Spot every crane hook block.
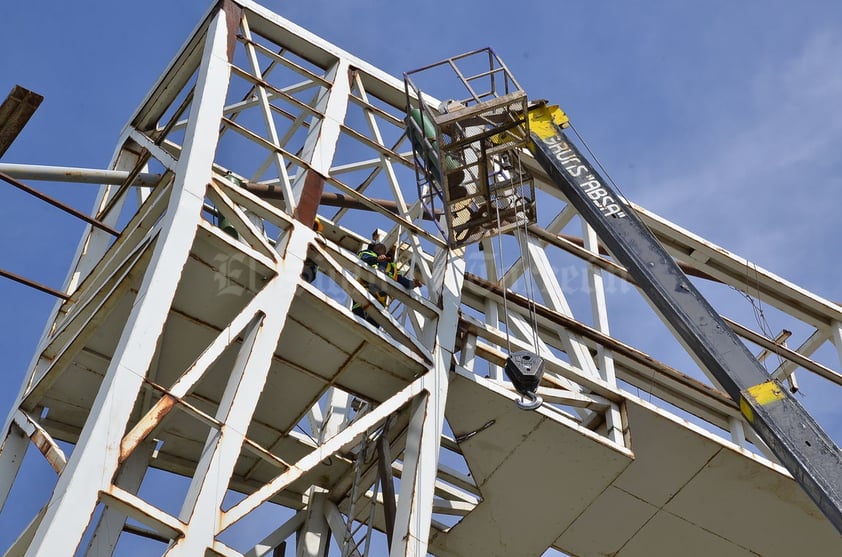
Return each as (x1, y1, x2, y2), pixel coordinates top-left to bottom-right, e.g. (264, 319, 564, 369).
(504, 351, 545, 409)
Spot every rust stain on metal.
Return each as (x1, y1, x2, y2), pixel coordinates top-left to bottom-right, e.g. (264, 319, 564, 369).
(119, 394, 177, 463)
(237, 180, 441, 221)
(31, 429, 65, 474)
(0, 85, 43, 157)
(293, 170, 325, 229)
(222, 0, 244, 62)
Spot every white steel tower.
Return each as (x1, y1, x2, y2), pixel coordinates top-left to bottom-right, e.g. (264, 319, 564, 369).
(2, 2, 842, 556)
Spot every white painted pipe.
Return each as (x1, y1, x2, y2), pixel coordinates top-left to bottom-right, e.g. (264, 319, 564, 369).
(0, 163, 161, 187)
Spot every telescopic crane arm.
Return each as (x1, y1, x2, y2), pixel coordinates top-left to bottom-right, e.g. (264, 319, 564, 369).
(524, 104, 842, 534)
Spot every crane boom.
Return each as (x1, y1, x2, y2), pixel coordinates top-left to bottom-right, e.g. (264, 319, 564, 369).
(404, 48, 842, 534)
(526, 109, 842, 534)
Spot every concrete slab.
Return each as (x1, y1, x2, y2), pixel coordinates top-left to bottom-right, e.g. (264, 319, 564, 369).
(431, 370, 633, 557)
(556, 398, 842, 556)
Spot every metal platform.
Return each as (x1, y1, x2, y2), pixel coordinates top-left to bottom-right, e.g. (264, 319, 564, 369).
(31, 255, 842, 556)
(33, 219, 431, 508)
(429, 369, 842, 556)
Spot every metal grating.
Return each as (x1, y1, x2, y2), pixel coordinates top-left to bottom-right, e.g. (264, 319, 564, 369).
(404, 48, 536, 248)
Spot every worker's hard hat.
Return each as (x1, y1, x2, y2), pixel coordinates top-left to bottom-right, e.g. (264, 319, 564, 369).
(439, 99, 466, 113)
(312, 217, 323, 233)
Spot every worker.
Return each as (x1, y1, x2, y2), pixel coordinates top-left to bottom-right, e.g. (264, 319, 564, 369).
(352, 242, 421, 326)
(301, 217, 323, 283)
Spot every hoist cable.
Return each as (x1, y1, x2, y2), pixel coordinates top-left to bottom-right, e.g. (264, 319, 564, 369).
(732, 262, 787, 375)
(513, 153, 541, 353)
(493, 186, 513, 354)
(568, 122, 630, 205)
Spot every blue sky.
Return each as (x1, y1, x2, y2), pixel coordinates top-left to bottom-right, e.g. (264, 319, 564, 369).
(1, 1, 842, 554)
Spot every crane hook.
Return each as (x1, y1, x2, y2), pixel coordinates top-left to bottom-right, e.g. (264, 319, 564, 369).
(517, 390, 543, 411)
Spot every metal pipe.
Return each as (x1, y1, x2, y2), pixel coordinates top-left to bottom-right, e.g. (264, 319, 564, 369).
(0, 164, 440, 220)
(0, 166, 718, 280)
(247, 183, 440, 221)
(0, 163, 161, 187)
(0, 268, 68, 299)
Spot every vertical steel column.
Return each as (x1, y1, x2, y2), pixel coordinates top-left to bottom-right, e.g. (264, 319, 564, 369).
(390, 248, 465, 557)
(583, 222, 624, 444)
(0, 156, 150, 510)
(82, 440, 156, 556)
(0, 423, 28, 512)
(22, 7, 234, 555)
(831, 322, 842, 373)
(582, 223, 613, 381)
(319, 389, 353, 443)
(296, 488, 330, 557)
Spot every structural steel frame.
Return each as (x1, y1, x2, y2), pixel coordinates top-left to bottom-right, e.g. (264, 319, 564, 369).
(1, 1, 842, 556)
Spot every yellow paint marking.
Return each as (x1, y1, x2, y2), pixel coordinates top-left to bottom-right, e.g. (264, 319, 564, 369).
(740, 381, 785, 423)
(747, 381, 785, 405)
(527, 104, 570, 140)
(491, 103, 570, 145)
(740, 398, 754, 423)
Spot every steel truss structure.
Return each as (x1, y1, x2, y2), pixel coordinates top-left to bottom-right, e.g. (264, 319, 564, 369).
(2, 1, 842, 555)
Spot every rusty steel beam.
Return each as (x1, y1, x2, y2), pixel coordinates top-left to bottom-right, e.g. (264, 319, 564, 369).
(243, 180, 440, 222)
(12, 411, 67, 474)
(0, 267, 69, 299)
(292, 170, 325, 228)
(0, 85, 43, 157)
(0, 172, 120, 236)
